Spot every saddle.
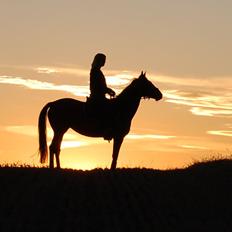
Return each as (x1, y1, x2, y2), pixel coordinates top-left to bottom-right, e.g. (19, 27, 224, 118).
(86, 97, 112, 116)
(85, 97, 115, 141)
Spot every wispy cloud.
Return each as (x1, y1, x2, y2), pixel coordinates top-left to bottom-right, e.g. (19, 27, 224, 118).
(0, 72, 136, 97)
(33, 66, 232, 96)
(4, 125, 97, 149)
(0, 75, 89, 97)
(164, 89, 232, 117)
(35, 66, 89, 76)
(4, 125, 175, 149)
(106, 73, 133, 86)
(1, 65, 232, 119)
(2, 63, 232, 89)
(5, 125, 37, 137)
(126, 134, 175, 140)
(5, 125, 77, 140)
(151, 73, 232, 118)
(36, 67, 58, 74)
(35, 66, 134, 88)
(179, 145, 208, 150)
(150, 74, 232, 90)
(207, 130, 232, 137)
(190, 107, 232, 117)
(61, 141, 89, 149)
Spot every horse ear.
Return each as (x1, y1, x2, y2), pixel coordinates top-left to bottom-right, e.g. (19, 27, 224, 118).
(139, 71, 147, 80)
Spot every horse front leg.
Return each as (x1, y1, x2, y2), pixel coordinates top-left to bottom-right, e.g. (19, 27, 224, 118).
(110, 136, 124, 170)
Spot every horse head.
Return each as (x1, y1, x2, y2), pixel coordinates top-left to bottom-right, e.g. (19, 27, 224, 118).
(136, 71, 163, 101)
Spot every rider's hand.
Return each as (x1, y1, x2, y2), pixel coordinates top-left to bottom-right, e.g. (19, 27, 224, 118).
(108, 89, 116, 97)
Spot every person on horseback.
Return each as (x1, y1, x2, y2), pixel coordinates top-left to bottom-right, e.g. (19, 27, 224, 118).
(89, 53, 115, 101)
(88, 53, 116, 140)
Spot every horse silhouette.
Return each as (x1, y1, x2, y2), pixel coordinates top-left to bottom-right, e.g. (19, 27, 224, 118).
(38, 71, 162, 170)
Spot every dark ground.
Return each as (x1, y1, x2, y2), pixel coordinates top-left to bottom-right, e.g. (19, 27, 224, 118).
(0, 159, 232, 232)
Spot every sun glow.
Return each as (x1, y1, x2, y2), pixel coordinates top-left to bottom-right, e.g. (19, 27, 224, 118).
(61, 158, 99, 170)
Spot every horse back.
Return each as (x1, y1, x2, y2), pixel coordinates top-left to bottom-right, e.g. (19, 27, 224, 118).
(47, 98, 85, 126)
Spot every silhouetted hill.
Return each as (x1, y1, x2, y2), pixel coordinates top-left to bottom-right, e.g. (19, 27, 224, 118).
(1, 159, 232, 231)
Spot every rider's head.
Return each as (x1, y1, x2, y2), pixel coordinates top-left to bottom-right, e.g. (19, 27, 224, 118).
(91, 53, 106, 69)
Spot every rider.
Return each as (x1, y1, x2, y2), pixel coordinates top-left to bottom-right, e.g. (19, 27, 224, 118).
(88, 53, 116, 140)
(89, 53, 115, 101)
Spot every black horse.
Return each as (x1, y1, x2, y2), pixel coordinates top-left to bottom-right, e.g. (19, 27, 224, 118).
(38, 72, 162, 169)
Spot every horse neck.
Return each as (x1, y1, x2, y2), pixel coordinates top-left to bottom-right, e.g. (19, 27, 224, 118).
(126, 95, 141, 120)
(116, 82, 142, 119)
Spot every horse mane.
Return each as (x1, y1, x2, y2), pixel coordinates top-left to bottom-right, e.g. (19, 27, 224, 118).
(116, 78, 138, 100)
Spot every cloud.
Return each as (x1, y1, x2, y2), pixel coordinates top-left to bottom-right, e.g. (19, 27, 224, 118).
(190, 107, 232, 117)
(2, 63, 232, 89)
(4, 125, 175, 149)
(35, 66, 89, 76)
(106, 73, 133, 86)
(0, 72, 138, 97)
(5, 125, 37, 137)
(34, 66, 138, 88)
(5, 125, 77, 140)
(35, 67, 134, 90)
(179, 145, 208, 150)
(4, 125, 97, 149)
(207, 130, 232, 137)
(61, 141, 89, 149)
(33, 64, 232, 93)
(36, 67, 58, 74)
(150, 74, 232, 91)
(35, 66, 135, 88)
(0, 75, 89, 97)
(164, 89, 232, 117)
(126, 134, 175, 140)
(1, 66, 232, 119)
(0, 74, 132, 97)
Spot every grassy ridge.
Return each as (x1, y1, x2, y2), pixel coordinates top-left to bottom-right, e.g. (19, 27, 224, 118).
(0, 159, 232, 231)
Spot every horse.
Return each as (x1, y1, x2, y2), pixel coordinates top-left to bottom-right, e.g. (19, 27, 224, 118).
(38, 71, 162, 170)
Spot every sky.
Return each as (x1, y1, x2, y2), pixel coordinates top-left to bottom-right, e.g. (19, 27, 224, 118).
(0, 0, 232, 170)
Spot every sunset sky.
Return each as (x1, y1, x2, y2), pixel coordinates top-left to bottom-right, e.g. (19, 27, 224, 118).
(0, 1, 232, 170)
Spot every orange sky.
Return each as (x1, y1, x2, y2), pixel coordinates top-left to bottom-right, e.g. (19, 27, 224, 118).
(0, 1, 232, 170)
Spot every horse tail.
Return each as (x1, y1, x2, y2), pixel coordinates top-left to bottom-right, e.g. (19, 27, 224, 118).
(38, 102, 52, 163)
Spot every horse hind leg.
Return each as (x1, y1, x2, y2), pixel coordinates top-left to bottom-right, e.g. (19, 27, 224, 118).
(49, 147, 54, 168)
(49, 135, 58, 169)
(55, 149, 61, 169)
(49, 130, 66, 168)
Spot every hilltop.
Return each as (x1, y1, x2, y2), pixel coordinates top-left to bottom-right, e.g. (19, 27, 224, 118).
(0, 159, 232, 231)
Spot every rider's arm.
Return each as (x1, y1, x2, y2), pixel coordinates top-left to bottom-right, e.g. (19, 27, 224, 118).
(106, 87, 116, 97)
